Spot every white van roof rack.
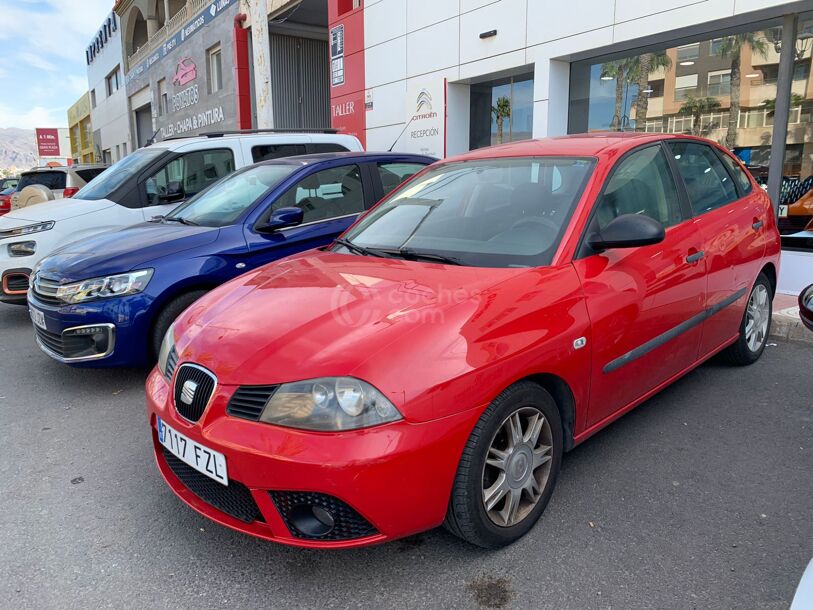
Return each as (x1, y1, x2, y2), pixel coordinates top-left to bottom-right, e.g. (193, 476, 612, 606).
(164, 128, 340, 141)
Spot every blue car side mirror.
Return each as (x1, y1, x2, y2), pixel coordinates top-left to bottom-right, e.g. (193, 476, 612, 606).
(259, 207, 304, 232)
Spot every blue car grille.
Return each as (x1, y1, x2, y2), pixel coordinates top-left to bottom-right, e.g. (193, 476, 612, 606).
(32, 274, 63, 306)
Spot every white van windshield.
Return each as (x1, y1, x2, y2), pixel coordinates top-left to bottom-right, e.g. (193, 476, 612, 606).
(75, 149, 165, 201)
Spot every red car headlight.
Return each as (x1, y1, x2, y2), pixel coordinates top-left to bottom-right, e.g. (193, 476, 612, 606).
(259, 377, 402, 431)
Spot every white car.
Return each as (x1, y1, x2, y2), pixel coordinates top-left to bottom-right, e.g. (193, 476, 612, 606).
(0, 131, 362, 304)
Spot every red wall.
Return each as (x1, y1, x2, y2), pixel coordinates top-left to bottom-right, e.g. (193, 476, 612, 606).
(329, 2, 366, 147)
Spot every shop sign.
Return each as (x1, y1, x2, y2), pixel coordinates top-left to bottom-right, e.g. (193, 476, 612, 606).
(159, 107, 226, 139)
(35, 128, 61, 157)
(402, 79, 445, 158)
(330, 24, 345, 87)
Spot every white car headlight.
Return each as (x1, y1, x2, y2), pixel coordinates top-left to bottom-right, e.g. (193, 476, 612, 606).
(259, 377, 402, 431)
(0, 221, 54, 240)
(157, 322, 177, 379)
(56, 269, 154, 304)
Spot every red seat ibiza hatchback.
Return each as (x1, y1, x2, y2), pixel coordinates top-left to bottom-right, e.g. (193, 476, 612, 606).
(146, 133, 780, 548)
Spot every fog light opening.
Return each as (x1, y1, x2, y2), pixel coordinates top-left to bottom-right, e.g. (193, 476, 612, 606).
(289, 503, 335, 537)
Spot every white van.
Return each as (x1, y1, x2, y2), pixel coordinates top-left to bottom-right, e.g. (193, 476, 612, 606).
(0, 130, 362, 303)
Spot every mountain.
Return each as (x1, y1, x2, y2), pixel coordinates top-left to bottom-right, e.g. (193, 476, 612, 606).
(0, 128, 37, 173)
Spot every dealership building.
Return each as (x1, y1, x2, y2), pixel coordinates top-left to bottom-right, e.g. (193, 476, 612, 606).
(327, 0, 813, 290)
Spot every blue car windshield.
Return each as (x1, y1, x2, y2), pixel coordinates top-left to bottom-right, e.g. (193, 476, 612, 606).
(165, 164, 296, 227)
(75, 148, 165, 200)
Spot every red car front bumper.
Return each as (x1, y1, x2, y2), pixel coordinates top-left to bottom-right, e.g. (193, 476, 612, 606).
(146, 368, 481, 548)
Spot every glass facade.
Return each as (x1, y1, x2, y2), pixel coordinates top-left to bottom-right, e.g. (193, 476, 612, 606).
(469, 73, 534, 150)
(568, 17, 813, 243)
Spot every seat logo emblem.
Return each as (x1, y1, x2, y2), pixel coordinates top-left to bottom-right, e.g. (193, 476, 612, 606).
(180, 380, 198, 405)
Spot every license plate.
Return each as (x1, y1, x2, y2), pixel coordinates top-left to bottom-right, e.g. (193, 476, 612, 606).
(29, 307, 46, 330)
(779, 204, 788, 218)
(157, 416, 228, 485)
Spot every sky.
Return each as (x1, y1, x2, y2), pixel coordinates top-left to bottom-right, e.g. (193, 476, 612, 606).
(0, 0, 113, 130)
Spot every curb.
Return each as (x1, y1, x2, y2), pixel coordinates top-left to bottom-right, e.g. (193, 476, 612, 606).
(770, 306, 813, 345)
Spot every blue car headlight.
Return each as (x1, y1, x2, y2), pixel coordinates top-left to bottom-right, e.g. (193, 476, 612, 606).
(56, 269, 154, 304)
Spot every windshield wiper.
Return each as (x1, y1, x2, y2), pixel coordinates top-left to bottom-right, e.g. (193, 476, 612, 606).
(164, 216, 199, 226)
(397, 248, 462, 265)
(148, 215, 166, 223)
(334, 238, 387, 258)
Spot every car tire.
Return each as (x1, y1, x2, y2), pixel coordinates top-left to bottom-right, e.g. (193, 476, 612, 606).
(444, 381, 563, 548)
(723, 272, 772, 366)
(150, 290, 208, 360)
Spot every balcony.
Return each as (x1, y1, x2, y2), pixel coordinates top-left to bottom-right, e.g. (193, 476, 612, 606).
(125, 0, 207, 71)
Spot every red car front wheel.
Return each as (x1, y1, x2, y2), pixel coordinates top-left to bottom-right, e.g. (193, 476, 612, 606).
(445, 381, 563, 548)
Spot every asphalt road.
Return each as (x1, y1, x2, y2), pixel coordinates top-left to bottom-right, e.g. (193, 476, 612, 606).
(0, 302, 811, 610)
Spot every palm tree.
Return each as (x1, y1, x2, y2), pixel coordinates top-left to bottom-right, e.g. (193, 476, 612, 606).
(679, 95, 722, 136)
(492, 96, 512, 144)
(715, 34, 770, 148)
(600, 59, 633, 130)
(632, 52, 673, 128)
(762, 92, 805, 117)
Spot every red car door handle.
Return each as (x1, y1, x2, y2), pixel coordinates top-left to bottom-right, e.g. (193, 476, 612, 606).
(752, 219, 764, 230)
(686, 250, 705, 264)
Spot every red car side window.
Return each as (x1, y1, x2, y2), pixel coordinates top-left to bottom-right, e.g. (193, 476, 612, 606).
(594, 145, 683, 230)
(667, 142, 739, 215)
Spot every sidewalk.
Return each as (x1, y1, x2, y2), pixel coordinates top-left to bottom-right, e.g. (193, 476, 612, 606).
(771, 293, 812, 345)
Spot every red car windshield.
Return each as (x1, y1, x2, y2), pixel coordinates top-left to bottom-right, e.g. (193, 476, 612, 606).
(342, 157, 595, 268)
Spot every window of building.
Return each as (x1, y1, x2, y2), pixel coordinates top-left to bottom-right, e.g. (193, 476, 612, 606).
(677, 43, 700, 63)
(568, 24, 788, 144)
(707, 70, 731, 97)
(644, 119, 667, 133)
(674, 74, 698, 101)
(336, 0, 362, 16)
(158, 79, 168, 116)
(90, 89, 96, 108)
(106, 66, 121, 96)
(738, 108, 773, 129)
(647, 79, 665, 98)
(207, 44, 223, 94)
(699, 111, 730, 132)
(761, 60, 811, 85)
(272, 165, 366, 223)
(469, 73, 534, 150)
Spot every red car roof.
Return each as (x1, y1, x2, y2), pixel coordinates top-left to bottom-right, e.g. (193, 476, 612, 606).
(446, 132, 701, 163)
